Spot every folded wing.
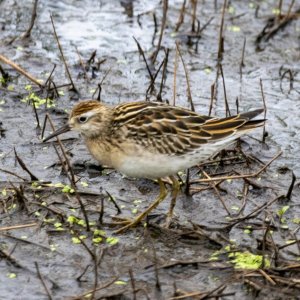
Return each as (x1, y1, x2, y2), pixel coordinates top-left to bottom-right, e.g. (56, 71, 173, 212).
(112, 102, 265, 155)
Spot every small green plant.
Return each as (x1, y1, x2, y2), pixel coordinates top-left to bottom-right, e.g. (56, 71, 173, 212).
(244, 225, 253, 234)
(0, 76, 6, 84)
(21, 85, 55, 108)
(229, 251, 270, 270)
(277, 205, 289, 223)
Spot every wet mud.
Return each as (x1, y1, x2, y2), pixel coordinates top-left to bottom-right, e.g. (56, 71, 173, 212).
(0, 0, 300, 299)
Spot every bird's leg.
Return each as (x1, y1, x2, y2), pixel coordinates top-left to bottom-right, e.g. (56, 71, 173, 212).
(114, 179, 168, 234)
(164, 175, 181, 227)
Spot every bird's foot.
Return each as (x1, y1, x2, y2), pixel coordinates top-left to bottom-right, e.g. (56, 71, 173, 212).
(110, 216, 132, 225)
(162, 214, 173, 228)
(157, 212, 179, 229)
(112, 179, 169, 234)
(111, 212, 177, 233)
(112, 216, 144, 234)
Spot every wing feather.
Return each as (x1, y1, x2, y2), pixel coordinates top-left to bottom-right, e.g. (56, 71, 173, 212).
(112, 102, 264, 155)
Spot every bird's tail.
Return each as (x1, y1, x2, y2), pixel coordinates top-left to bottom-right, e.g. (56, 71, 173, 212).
(238, 108, 266, 131)
(202, 108, 265, 135)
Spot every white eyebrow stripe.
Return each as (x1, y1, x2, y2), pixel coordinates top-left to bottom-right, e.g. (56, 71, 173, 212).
(80, 111, 97, 119)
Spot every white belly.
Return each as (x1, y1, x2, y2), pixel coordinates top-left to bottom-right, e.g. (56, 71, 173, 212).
(117, 143, 224, 179)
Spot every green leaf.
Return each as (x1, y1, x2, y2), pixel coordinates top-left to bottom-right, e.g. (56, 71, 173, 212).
(72, 237, 81, 244)
(93, 229, 106, 236)
(92, 237, 103, 244)
(292, 218, 300, 224)
(230, 251, 270, 270)
(50, 244, 57, 251)
(43, 218, 55, 223)
(106, 237, 119, 246)
(277, 206, 289, 219)
(78, 219, 86, 227)
(231, 205, 240, 211)
(272, 8, 281, 15)
(7, 273, 17, 279)
(286, 240, 295, 245)
(67, 215, 79, 224)
(62, 185, 75, 194)
(131, 208, 138, 214)
(80, 181, 89, 187)
(114, 280, 127, 285)
(227, 25, 240, 32)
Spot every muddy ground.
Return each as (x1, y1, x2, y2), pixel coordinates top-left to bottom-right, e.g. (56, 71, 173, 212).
(0, 0, 300, 299)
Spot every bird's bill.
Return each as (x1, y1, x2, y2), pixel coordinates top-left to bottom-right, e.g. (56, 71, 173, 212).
(43, 124, 71, 142)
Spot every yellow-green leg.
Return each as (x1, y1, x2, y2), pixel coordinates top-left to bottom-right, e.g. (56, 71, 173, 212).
(164, 175, 180, 227)
(114, 178, 168, 234)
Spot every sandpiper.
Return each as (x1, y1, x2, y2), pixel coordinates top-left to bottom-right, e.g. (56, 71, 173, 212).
(44, 100, 265, 233)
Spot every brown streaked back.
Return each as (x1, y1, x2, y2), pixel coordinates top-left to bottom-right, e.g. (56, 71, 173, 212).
(111, 104, 265, 155)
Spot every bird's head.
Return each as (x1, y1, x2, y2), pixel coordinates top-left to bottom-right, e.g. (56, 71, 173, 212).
(43, 100, 112, 142)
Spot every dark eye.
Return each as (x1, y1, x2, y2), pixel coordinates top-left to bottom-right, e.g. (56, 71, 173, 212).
(78, 116, 88, 123)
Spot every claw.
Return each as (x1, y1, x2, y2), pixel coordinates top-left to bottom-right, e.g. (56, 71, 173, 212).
(112, 176, 181, 234)
(111, 216, 132, 225)
(114, 219, 142, 234)
(113, 179, 168, 234)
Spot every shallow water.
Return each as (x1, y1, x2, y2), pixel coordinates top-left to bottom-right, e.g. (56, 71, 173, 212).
(1, 0, 300, 299)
